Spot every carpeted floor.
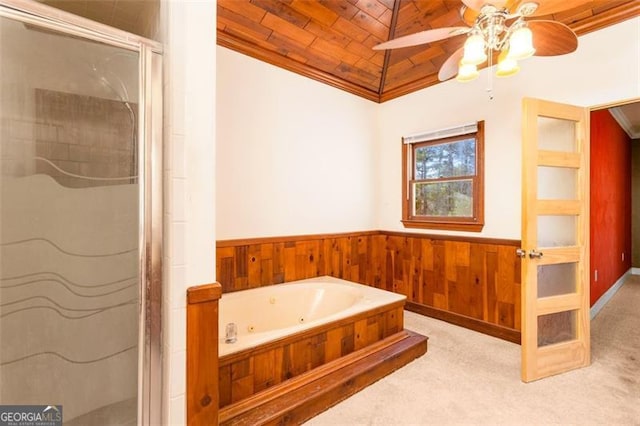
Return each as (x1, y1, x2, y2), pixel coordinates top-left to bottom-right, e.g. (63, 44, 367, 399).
(307, 274, 640, 425)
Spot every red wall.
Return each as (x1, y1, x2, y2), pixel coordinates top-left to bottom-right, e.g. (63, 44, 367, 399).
(590, 110, 632, 306)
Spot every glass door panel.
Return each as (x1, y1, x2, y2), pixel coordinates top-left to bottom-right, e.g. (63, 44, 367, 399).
(0, 15, 140, 424)
(537, 116, 576, 152)
(538, 310, 577, 347)
(537, 263, 576, 298)
(537, 216, 576, 247)
(537, 166, 577, 200)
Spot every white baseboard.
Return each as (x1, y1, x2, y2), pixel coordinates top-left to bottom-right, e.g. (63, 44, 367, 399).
(590, 268, 631, 320)
(632, 268, 640, 275)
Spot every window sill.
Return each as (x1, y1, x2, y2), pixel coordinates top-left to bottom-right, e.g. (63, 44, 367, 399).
(401, 219, 484, 232)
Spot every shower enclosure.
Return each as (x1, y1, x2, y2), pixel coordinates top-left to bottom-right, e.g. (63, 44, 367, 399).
(0, 2, 162, 424)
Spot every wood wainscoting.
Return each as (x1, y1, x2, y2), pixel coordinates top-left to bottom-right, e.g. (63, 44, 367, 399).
(217, 231, 522, 343)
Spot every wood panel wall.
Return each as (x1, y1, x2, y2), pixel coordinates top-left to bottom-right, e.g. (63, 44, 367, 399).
(216, 231, 521, 342)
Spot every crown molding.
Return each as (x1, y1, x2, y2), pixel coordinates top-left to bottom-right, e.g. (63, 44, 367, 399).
(609, 107, 640, 139)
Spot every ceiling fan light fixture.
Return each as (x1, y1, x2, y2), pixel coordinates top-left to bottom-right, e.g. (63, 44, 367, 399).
(461, 33, 487, 65)
(456, 61, 479, 82)
(496, 49, 520, 77)
(507, 25, 535, 60)
(369, 0, 580, 90)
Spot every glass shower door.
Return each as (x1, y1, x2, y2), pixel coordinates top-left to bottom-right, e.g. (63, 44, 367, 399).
(0, 15, 140, 424)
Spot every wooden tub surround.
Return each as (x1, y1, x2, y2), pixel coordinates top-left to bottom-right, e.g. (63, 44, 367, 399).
(220, 330, 426, 425)
(217, 293, 427, 425)
(186, 280, 428, 426)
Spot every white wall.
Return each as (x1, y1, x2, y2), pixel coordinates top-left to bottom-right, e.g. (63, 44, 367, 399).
(216, 47, 378, 240)
(377, 17, 640, 239)
(217, 19, 640, 242)
(162, 1, 216, 424)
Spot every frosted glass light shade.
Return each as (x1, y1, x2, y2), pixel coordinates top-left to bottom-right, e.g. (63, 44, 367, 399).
(496, 49, 520, 77)
(461, 34, 487, 65)
(456, 62, 479, 82)
(508, 26, 535, 60)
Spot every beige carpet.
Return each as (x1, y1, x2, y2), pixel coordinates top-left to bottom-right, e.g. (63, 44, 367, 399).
(307, 275, 640, 425)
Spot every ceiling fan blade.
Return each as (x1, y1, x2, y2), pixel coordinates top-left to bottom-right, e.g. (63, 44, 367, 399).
(529, 20, 578, 56)
(438, 47, 465, 81)
(373, 27, 469, 50)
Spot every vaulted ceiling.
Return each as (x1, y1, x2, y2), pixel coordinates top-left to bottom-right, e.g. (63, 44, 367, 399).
(29, 1, 639, 103)
(217, 0, 640, 102)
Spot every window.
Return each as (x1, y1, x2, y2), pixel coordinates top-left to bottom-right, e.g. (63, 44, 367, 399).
(402, 121, 484, 232)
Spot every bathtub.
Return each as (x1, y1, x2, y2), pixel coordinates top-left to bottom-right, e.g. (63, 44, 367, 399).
(217, 275, 409, 412)
(218, 275, 406, 357)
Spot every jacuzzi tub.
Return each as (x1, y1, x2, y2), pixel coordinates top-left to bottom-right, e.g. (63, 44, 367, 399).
(218, 275, 406, 356)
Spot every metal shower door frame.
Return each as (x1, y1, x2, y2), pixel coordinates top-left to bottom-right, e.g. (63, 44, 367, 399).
(0, 1, 164, 424)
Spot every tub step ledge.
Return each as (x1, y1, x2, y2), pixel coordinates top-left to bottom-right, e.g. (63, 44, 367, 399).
(219, 329, 428, 426)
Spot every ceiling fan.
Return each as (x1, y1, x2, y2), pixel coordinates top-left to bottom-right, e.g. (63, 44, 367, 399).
(374, 0, 578, 82)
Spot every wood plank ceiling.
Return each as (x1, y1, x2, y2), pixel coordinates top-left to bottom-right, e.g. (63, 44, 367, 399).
(217, 0, 640, 102)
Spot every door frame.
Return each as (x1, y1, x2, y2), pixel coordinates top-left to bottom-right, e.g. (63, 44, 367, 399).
(588, 96, 640, 319)
(0, 2, 164, 424)
(590, 97, 640, 112)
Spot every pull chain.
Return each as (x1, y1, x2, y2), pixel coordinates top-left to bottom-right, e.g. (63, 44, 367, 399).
(486, 51, 494, 100)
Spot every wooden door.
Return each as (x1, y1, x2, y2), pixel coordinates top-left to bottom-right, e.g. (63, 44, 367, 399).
(520, 98, 590, 382)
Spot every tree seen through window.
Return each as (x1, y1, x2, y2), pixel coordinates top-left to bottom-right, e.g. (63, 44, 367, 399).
(413, 138, 475, 217)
